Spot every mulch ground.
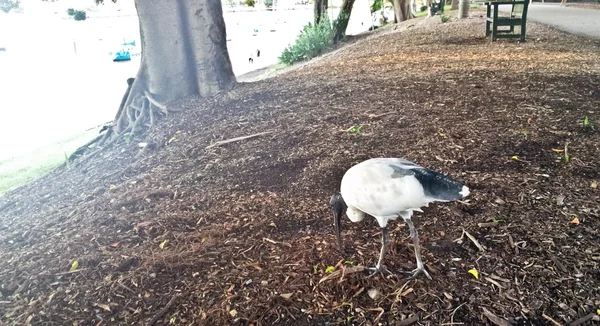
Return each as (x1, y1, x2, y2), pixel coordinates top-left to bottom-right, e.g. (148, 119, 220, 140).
(1, 10, 600, 326)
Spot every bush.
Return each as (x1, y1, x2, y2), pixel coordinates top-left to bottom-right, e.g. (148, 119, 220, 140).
(420, 5, 427, 11)
(264, 0, 273, 8)
(279, 15, 335, 65)
(67, 8, 75, 16)
(370, 0, 383, 13)
(440, 14, 450, 23)
(244, 0, 255, 7)
(73, 10, 86, 21)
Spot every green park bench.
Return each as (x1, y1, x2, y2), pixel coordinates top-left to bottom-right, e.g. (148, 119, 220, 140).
(483, 0, 529, 41)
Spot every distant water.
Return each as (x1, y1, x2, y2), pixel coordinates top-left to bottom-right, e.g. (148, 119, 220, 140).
(0, 4, 372, 160)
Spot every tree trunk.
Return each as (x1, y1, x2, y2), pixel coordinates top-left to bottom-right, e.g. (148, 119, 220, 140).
(333, 0, 356, 42)
(458, 0, 469, 18)
(393, 0, 414, 22)
(451, 0, 458, 10)
(314, 0, 328, 25)
(112, 0, 235, 136)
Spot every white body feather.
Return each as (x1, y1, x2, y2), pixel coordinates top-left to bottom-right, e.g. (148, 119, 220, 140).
(340, 158, 461, 227)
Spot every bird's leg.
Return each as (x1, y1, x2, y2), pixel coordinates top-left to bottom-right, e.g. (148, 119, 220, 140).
(401, 218, 432, 280)
(366, 227, 392, 277)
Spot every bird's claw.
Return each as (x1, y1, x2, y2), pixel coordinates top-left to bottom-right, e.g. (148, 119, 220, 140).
(399, 266, 432, 280)
(366, 265, 392, 278)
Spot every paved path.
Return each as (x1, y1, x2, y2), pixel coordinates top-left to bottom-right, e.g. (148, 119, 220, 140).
(499, 4, 600, 39)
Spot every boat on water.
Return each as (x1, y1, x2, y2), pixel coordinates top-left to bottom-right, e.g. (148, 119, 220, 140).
(109, 39, 139, 62)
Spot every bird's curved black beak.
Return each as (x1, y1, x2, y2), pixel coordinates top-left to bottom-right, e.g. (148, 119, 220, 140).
(330, 193, 346, 251)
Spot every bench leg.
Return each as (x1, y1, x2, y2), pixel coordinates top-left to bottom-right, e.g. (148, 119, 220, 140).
(492, 4, 499, 41)
(520, 22, 526, 41)
(486, 5, 491, 36)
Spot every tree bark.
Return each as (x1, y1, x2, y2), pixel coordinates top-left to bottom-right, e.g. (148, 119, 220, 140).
(458, 0, 469, 18)
(393, 0, 414, 22)
(313, 0, 328, 25)
(451, 0, 458, 10)
(112, 0, 236, 136)
(333, 0, 356, 42)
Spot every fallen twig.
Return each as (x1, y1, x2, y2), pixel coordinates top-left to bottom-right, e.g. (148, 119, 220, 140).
(206, 131, 274, 149)
(482, 307, 510, 326)
(319, 266, 366, 283)
(55, 268, 88, 276)
(478, 222, 499, 228)
(262, 237, 292, 248)
(542, 313, 562, 326)
(568, 312, 595, 326)
(463, 229, 486, 252)
(367, 112, 394, 119)
(147, 294, 179, 326)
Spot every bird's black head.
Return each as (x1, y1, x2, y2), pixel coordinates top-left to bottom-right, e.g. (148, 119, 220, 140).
(330, 192, 347, 214)
(330, 192, 347, 251)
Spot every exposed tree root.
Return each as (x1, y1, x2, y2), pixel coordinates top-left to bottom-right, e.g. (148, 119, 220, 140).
(67, 77, 176, 164)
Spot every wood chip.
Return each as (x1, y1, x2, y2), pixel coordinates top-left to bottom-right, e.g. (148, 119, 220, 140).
(568, 312, 595, 326)
(482, 307, 510, 326)
(542, 313, 562, 326)
(396, 314, 419, 326)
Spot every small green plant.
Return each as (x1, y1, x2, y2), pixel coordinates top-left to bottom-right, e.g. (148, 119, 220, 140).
(370, 0, 383, 13)
(244, 0, 255, 7)
(279, 15, 335, 65)
(564, 142, 569, 163)
(583, 116, 595, 130)
(346, 125, 362, 135)
(440, 14, 450, 23)
(67, 8, 75, 16)
(264, 0, 273, 8)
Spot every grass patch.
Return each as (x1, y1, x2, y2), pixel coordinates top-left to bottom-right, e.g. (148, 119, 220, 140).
(0, 129, 99, 196)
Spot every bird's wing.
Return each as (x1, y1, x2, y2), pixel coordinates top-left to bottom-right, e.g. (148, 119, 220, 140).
(340, 158, 466, 218)
(340, 158, 431, 218)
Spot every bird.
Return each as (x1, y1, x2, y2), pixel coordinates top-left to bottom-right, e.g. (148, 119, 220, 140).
(329, 158, 470, 279)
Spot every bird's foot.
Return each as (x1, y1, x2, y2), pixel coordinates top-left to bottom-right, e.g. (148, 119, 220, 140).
(366, 265, 392, 278)
(399, 266, 432, 280)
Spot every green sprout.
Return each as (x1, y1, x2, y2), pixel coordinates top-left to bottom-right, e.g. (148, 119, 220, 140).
(346, 125, 362, 135)
(583, 116, 595, 130)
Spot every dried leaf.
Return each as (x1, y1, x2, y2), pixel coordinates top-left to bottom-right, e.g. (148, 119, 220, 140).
(109, 185, 117, 190)
(325, 266, 335, 274)
(110, 242, 120, 248)
(551, 148, 564, 153)
(591, 181, 598, 189)
(229, 309, 237, 317)
(367, 288, 381, 300)
(570, 217, 579, 225)
(280, 293, 293, 300)
(597, 308, 600, 315)
(159, 240, 168, 249)
(96, 303, 111, 312)
(268, 222, 276, 227)
(168, 136, 177, 144)
(468, 268, 479, 279)
(511, 155, 519, 160)
(70, 261, 79, 271)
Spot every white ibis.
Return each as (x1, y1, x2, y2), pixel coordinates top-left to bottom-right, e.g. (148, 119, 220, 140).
(329, 158, 470, 279)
